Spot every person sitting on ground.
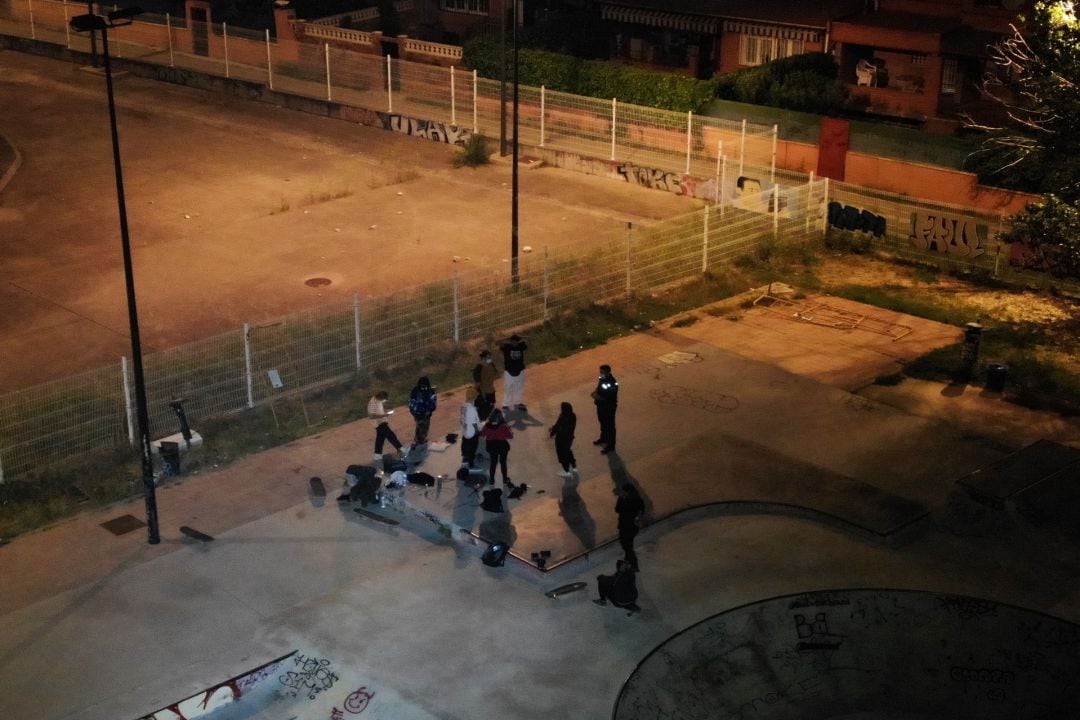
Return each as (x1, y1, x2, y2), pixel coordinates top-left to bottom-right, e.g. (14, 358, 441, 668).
(593, 559, 638, 610)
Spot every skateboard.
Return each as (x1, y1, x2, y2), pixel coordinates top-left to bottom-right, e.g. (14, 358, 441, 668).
(309, 476, 326, 497)
(354, 508, 400, 525)
(180, 525, 214, 542)
(544, 581, 586, 599)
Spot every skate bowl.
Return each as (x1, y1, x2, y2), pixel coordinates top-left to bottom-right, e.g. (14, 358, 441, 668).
(613, 588, 1080, 720)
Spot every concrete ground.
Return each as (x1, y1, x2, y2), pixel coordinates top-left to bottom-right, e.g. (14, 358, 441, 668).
(2, 297, 1079, 720)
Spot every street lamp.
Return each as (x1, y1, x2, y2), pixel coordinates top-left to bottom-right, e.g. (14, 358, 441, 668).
(510, 0, 520, 286)
(70, 7, 161, 546)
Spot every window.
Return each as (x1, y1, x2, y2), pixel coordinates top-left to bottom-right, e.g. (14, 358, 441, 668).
(737, 34, 804, 66)
(439, 0, 489, 14)
(942, 57, 960, 94)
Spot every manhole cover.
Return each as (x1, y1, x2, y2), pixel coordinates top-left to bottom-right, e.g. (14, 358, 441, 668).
(305, 277, 332, 288)
(101, 514, 146, 536)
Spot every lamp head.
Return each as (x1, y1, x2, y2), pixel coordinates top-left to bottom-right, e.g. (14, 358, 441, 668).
(69, 13, 107, 31)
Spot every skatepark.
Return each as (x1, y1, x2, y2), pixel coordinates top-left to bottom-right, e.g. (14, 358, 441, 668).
(2, 297, 1080, 720)
(3, 35, 1080, 720)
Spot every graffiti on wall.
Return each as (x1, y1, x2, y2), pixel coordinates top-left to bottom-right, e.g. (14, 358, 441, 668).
(828, 201, 886, 237)
(909, 210, 987, 258)
(280, 652, 339, 700)
(378, 113, 472, 145)
(614, 162, 683, 194)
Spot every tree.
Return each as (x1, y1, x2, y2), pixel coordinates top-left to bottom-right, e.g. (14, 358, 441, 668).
(968, 1, 1080, 201)
(970, 2, 1080, 279)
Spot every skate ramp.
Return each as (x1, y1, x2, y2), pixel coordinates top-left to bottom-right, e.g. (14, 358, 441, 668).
(614, 589, 1080, 720)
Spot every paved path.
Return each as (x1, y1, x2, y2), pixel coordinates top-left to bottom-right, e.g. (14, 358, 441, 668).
(3, 297, 1080, 720)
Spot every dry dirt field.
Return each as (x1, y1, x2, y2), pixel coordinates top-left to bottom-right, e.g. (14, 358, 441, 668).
(0, 50, 703, 393)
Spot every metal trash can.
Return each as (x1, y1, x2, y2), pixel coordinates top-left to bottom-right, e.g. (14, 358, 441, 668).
(985, 363, 1009, 392)
(160, 441, 181, 476)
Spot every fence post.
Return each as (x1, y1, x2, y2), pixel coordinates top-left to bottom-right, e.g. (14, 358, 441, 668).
(28, 0, 34, 40)
(64, 0, 70, 48)
(770, 124, 778, 185)
(353, 294, 362, 371)
(223, 23, 230, 79)
(701, 205, 709, 273)
(542, 246, 549, 321)
(625, 221, 632, 298)
(472, 69, 478, 132)
(773, 186, 780, 238)
(122, 356, 135, 446)
(539, 85, 545, 147)
(739, 119, 746, 176)
(685, 111, 692, 175)
(450, 65, 456, 126)
(610, 98, 617, 161)
(325, 43, 332, 101)
(720, 154, 727, 218)
(265, 29, 273, 90)
(166, 13, 174, 67)
(822, 177, 830, 240)
(386, 55, 393, 113)
(806, 172, 814, 235)
(452, 275, 460, 343)
(243, 323, 255, 408)
(714, 140, 722, 204)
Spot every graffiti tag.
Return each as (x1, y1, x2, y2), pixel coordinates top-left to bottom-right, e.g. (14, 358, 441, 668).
(379, 113, 472, 145)
(280, 653, 339, 700)
(909, 210, 986, 258)
(827, 201, 886, 237)
(615, 162, 682, 194)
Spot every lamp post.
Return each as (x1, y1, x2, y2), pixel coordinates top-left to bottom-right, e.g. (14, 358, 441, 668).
(71, 7, 160, 545)
(510, 0, 520, 286)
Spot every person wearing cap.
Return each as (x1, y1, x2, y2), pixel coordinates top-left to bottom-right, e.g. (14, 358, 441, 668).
(591, 364, 619, 454)
(499, 333, 528, 413)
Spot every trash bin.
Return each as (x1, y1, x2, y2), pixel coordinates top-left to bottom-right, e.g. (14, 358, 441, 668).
(160, 441, 181, 476)
(985, 363, 1009, 392)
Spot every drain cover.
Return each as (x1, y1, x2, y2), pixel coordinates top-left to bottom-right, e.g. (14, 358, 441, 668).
(101, 514, 146, 536)
(305, 277, 332, 288)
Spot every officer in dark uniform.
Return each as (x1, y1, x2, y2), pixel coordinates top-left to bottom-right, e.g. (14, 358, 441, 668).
(591, 364, 619, 454)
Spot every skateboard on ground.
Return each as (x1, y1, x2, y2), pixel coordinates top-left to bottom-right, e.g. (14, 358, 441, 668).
(354, 508, 400, 525)
(544, 581, 586, 599)
(180, 525, 214, 542)
(309, 476, 326, 497)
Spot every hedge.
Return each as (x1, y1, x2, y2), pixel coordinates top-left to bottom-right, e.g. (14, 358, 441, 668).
(715, 53, 848, 114)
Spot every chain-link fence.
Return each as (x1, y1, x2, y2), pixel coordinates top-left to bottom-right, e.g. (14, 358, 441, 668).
(0, 179, 828, 481)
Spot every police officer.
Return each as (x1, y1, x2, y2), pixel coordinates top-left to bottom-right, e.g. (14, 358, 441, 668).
(591, 364, 619, 454)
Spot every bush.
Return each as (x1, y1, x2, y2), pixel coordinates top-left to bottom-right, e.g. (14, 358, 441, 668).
(716, 53, 848, 114)
(453, 134, 491, 168)
(999, 195, 1080, 279)
(462, 39, 718, 113)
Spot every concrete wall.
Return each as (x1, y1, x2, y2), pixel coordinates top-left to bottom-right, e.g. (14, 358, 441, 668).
(615, 589, 1080, 720)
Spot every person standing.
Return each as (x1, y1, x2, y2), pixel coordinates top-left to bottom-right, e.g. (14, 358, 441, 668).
(367, 390, 405, 460)
(408, 376, 437, 447)
(500, 334, 528, 413)
(460, 388, 481, 468)
(480, 408, 514, 486)
(591, 364, 619, 454)
(549, 401, 577, 478)
(615, 483, 644, 571)
(473, 350, 498, 421)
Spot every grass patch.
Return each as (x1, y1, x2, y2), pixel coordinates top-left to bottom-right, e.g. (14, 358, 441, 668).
(453, 134, 491, 168)
(671, 315, 698, 328)
(368, 167, 422, 189)
(301, 189, 354, 207)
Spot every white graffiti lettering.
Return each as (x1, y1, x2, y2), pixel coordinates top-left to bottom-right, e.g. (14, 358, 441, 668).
(380, 114, 472, 145)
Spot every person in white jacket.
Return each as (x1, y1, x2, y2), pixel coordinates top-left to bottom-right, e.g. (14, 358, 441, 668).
(367, 391, 405, 460)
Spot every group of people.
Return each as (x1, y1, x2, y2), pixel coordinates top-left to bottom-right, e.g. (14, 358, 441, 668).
(364, 345, 641, 612)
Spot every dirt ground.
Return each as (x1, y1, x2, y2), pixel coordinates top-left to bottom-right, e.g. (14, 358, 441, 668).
(0, 50, 702, 392)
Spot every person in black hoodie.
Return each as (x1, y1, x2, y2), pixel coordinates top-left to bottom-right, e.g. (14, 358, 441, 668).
(549, 401, 577, 477)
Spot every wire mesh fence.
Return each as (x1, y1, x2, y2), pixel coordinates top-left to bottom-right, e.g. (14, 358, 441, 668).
(0, 178, 827, 482)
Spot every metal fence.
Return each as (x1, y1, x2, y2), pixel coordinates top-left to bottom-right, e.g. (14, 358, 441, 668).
(3, 0, 781, 177)
(0, 180, 827, 481)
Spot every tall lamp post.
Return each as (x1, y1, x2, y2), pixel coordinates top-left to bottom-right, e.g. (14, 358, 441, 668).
(510, 0, 520, 286)
(71, 7, 160, 545)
